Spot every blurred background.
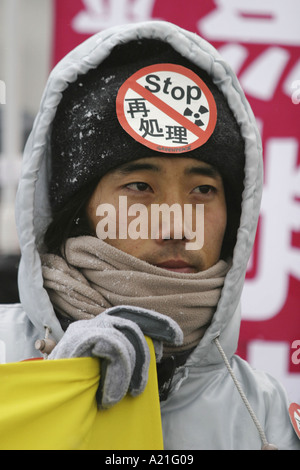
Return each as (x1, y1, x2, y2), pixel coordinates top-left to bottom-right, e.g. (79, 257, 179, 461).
(0, 0, 52, 302)
(0, 0, 299, 401)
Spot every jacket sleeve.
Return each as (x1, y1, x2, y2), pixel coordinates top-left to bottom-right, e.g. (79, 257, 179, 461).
(0, 304, 42, 363)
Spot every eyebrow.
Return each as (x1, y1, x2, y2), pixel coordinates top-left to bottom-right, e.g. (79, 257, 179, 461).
(116, 160, 220, 178)
(116, 162, 160, 174)
(184, 165, 220, 178)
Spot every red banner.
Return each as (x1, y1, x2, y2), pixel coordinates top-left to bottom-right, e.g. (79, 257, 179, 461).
(52, 0, 300, 402)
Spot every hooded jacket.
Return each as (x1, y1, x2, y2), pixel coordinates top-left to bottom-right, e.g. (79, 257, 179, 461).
(0, 21, 299, 450)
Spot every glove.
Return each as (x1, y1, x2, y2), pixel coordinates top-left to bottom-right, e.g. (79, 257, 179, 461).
(48, 306, 183, 409)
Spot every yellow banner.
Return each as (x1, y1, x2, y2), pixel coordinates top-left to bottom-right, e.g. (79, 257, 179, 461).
(0, 339, 163, 450)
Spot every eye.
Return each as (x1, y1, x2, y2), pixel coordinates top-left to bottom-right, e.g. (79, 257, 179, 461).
(125, 182, 151, 192)
(193, 185, 215, 195)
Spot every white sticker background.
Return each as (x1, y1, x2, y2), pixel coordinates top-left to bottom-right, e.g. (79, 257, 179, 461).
(137, 70, 211, 126)
(123, 88, 200, 147)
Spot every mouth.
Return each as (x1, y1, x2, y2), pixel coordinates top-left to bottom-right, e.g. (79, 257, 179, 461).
(155, 259, 197, 273)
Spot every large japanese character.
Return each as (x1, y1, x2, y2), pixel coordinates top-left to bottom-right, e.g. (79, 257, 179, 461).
(199, 0, 300, 102)
(72, 0, 156, 33)
(198, 0, 300, 46)
(242, 138, 300, 320)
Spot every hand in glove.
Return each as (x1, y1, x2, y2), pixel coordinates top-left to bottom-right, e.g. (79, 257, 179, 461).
(48, 306, 183, 408)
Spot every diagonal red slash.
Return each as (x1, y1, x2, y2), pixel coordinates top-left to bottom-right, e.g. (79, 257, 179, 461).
(128, 79, 205, 138)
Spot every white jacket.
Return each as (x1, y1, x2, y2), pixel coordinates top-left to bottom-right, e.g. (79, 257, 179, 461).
(0, 21, 299, 450)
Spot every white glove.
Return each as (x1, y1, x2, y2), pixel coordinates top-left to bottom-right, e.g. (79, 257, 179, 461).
(48, 306, 183, 408)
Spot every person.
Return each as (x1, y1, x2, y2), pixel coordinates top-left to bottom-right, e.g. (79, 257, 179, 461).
(0, 21, 299, 450)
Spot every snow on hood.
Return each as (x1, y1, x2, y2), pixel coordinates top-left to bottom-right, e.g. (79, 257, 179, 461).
(16, 21, 263, 360)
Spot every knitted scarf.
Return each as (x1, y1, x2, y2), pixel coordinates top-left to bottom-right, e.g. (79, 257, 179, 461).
(41, 236, 230, 354)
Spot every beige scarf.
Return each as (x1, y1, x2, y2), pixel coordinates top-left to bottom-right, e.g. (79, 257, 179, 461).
(41, 236, 229, 353)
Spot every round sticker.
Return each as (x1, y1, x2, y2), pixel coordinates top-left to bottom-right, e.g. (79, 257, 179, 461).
(116, 64, 217, 154)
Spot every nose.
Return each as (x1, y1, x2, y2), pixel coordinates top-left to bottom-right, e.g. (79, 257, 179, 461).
(161, 210, 186, 242)
(151, 192, 187, 245)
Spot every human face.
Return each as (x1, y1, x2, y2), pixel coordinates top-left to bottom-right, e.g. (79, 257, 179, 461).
(86, 157, 227, 273)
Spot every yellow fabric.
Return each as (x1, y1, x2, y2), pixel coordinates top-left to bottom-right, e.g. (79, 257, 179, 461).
(0, 339, 163, 450)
